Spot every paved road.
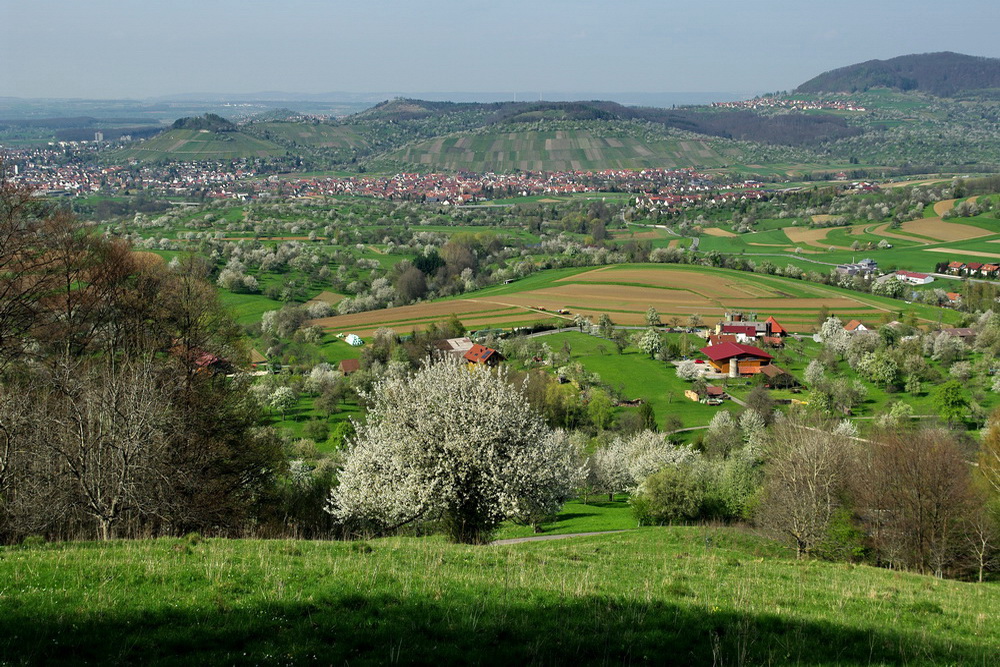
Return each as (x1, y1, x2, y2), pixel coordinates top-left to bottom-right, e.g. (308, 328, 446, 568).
(491, 530, 629, 545)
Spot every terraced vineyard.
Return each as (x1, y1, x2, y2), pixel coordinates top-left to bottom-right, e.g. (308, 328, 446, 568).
(387, 129, 745, 171)
(114, 129, 287, 161)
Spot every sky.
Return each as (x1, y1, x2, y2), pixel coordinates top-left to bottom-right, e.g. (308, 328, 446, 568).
(2, 0, 998, 99)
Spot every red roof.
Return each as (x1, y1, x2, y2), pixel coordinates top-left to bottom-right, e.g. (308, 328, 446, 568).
(765, 316, 786, 335)
(721, 324, 758, 336)
(844, 319, 866, 331)
(708, 334, 738, 346)
(699, 342, 773, 362)
(464, 344, 500, 364)
(339, 358, 361, 374)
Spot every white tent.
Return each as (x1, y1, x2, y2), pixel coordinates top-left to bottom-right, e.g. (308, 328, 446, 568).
(345, 334, 364, 346)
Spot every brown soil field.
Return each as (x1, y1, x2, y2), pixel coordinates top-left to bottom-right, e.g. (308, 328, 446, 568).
(901, 218, 991, 242)
(612, 230, 665, 240)
(924, 247, 1000, 260)
(561, 267, 779, 298)
(811, 215, 835, 224)
(701, 228, 737, 237)
(882, 178, 948, 189)
(308, 301, 521, 331)
(306, 291, 345, 306)
(217, 236, 321, 242)
(867, 223, 930, 243)
(667, 239, 679, 248)
(308, 266, 899, 336)
(933, 199, 959, 217)
(784, 227, 834, 247)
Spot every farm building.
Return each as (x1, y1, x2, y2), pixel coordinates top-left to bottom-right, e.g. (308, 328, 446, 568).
(941, 327, 976, 343)
(835, 258, 878, 277)
(345, 334, 364, 346)
(338, 358, 361, 375)
(715, 313, 787, 346)
(464, 344, 503, 366)
(759, 365, 799, 389)
(684, 386, 726, 403)
(895, 270, 934, 285)
(436, 337, 475, 359)
(699, 342, 773, 376)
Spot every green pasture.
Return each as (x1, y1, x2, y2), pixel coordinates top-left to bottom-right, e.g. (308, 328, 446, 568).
(1, 528, 996, 664)
(533, 331, 724, 429)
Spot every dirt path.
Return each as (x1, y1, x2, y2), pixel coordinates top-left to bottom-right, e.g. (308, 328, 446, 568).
(491, 530, 629, 545)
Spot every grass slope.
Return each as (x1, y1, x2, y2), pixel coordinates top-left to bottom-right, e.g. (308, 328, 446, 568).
(1, 529, 996, 664)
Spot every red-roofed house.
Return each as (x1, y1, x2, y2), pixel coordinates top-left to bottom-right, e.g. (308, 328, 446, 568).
(844, 320, 869, 333)
(699, 342, 773, 376)
(764, 316, 787, 336)
(464, 344, 503, 366)
(895, 270, 934, 285)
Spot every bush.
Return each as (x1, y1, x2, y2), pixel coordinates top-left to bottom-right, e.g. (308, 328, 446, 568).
(630, 466, 704, 525)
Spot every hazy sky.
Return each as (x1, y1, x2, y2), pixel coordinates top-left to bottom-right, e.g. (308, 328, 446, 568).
(2, 0, 998, 99)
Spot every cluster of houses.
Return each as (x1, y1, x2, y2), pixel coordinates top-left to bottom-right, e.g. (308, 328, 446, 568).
(712, 97, 866, 112)
(943, 261, 1000, 278)
(691, 313, 798, 392)
(9, 144, 725, 204)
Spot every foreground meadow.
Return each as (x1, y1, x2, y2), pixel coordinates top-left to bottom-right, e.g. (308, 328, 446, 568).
(1, 528, 996, 665)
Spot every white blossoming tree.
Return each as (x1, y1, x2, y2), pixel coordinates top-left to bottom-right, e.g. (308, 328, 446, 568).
(592, 430, 700, 496)
(327, 361, 580, 543)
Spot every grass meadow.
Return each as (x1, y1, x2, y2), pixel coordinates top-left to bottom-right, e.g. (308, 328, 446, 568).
(1, 528, 996, 664)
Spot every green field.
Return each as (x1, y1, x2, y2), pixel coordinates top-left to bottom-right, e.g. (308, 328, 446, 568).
(532, 331, 724, 428)
(1, 528, 996, 664)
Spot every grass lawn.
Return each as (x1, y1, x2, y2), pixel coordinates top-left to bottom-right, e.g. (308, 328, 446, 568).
(537, 331, 726, 429)
(493, 495, 635, 540)
(1, 527, 996, 664)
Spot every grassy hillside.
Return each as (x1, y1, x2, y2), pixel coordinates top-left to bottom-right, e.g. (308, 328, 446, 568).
(115, 128, 287, 161)
(1, 528, 996, 664)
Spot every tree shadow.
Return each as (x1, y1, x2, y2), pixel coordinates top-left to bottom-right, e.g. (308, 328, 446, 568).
(0, 590, 990, 665)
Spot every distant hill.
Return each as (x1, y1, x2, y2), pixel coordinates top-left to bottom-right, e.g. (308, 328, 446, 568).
(250, 108, 305, 122)
(795, 52, 1000, 97)
(113, 127, 286, 162)
(171, 113, 236, 132)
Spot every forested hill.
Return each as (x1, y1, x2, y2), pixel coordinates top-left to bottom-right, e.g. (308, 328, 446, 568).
(795, 52, 1000, 97)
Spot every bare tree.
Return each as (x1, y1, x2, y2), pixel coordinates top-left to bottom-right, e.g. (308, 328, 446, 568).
(39, 356, 176, 540)
(853, 428, 976, 576)
(756, 420, 852, 558)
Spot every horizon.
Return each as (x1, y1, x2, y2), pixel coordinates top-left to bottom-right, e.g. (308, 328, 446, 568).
(1, 1, 997, 99)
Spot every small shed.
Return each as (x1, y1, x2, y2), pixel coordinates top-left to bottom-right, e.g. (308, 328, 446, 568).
(339, 358, 361, 375)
